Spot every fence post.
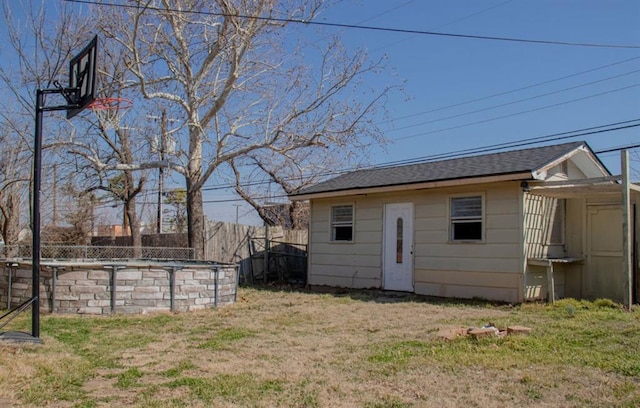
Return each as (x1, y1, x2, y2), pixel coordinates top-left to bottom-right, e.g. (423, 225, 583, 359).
(105, 265, 126, 314)
(263, 224, 269, 283)
(50, 266, 63, 313)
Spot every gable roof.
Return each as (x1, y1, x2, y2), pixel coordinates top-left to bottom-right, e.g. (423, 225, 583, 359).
(290, 141, 610, 200)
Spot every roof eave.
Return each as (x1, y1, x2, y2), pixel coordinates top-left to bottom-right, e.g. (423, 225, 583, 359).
(289, 171, 533, 201)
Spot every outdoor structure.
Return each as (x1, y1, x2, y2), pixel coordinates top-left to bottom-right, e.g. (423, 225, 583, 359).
(290, 141, 639, 305)
(0, 261, 238, 315)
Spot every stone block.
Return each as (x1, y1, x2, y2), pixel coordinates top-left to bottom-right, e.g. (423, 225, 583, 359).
(143, 270, 169, 279)
(195, 297, 213, 305)
(58, 294, 80, 301)
(435, 328, 468, 341)
(11, 283, 29, 290)
(15, 269, 33, 278)
(74, 280, 101, 286)
(175, 271, 193, 280)
(58, 271, 89, 280)
(180, 285, 208, 293)
(88, 271, 110, 280)
(128, 299, 157, 306)
(117, 285, 134, 292)
(88, 299, 112, 307)
(116, 292, 133, 300)
(468, 328, 499, 339)
(133, 279, 156, 287)
(117, 306, 143, 314)
(96, 292, 111, 300)
(194, 271, 212, 280)
(78, 307, 103, 314)
(74, 285, 108, 294)
(116, 271, 142, 280)
(134, 286, 160, 293)
(507, 326, 532, 335)
(132, 292, 164, 300)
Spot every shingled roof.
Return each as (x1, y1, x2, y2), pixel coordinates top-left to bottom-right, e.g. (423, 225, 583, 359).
(291, 141, 605, 198)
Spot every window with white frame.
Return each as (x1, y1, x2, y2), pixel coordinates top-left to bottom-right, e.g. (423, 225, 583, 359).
(331, 205, 353, 241)
(450, 196, 483, 241)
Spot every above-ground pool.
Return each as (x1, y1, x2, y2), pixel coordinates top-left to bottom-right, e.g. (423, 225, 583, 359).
(0, 260, 239, 315)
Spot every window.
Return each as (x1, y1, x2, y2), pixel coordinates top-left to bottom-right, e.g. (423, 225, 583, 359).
(450, 196, 483, 241)
(331, 205, 353, 241)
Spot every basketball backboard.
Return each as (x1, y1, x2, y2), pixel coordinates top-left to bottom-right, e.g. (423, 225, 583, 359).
(66, 35, 97, 119)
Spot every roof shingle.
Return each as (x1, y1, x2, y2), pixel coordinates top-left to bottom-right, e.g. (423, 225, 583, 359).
(293, 141, 591, 197)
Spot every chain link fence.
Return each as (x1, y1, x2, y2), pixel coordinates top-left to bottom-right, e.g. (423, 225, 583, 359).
(0, 244, 195, 261)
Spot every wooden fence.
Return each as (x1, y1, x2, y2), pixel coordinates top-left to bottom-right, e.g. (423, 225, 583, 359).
(205, 222, 308, 284)
(91, 221, 308, 284)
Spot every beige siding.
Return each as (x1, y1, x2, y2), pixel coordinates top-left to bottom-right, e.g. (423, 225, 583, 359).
(309, 182, 524, 302)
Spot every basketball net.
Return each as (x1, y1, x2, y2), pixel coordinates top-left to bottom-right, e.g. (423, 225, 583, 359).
(87, 97, 133, 130)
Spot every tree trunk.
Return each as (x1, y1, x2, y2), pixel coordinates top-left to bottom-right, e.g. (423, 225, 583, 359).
(2, 193, 20, 257)
(126, 198, 142, 258)
(187, 180, 205, 260)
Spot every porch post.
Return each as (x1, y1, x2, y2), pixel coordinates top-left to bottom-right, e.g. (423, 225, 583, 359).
(621, 150, 633, 310)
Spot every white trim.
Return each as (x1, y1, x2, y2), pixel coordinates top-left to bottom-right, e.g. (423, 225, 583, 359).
(329, 203, 355, 243)
(448, 192, 486, 243)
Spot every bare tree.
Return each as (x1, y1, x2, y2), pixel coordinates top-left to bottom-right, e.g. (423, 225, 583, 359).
(62, 33, 155, 253)
(97, 0, 392, 258)
(0, 1, 93, 252)
(0, 125, 29, 253)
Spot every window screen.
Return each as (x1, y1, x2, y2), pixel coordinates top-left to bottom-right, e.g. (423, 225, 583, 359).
(450, 196, 482, 241)
(331, 205, 353, 241)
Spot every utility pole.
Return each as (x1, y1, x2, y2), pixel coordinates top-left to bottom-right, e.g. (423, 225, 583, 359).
(157, 109, 167, 234)
(52, 164, 58, 226)
(233, 204, 241, 224)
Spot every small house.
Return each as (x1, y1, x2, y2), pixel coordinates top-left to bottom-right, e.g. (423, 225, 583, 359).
(289, 141, 639, 304)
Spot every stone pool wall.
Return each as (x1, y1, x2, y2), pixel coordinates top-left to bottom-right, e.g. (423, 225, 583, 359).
(0, 261, 238, 314)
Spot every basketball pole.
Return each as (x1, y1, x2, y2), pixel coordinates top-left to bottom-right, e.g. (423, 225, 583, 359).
(0, 35, 96, 344)
(32, 89, 44, 339)
(30, 87, 82, 342)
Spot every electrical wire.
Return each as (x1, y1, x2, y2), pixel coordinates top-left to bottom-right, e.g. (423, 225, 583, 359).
(380, 55, 640, 125)
(186, 119, 640, 196)
(394, 83, 640, 141)
(385, 69, 640, 134)
(63, 0, 640, 49)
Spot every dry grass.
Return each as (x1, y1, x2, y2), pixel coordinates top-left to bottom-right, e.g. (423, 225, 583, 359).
(0, 287, 639, 407)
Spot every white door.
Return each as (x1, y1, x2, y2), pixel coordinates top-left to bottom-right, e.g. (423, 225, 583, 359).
(383, 203, 414, 291)
(585, 205, 624, 301)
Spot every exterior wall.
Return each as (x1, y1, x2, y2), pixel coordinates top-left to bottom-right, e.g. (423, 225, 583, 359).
(0, 262, 238, 315)
(308, 181, 524, 303)
(309, 196, 383, 288)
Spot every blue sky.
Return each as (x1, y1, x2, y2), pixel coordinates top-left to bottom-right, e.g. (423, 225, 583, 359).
(231, 0, 639, 224)
(315, 0, 639, 173)
(2, 1, 639, 226)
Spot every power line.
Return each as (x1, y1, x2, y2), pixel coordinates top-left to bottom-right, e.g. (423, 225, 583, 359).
(596, 143, 640, 155)
(394, 83, 640, 141)
(193, 119, 640, 193)
(380, 55, 640, 125)
(63, 0, 640, 49)
(385, 69, 640, 134)
(379, 119, 640, 167)
(92, 120, 640, 207)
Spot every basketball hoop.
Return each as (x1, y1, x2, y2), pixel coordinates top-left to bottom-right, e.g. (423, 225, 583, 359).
(88, 97, 133, 130)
